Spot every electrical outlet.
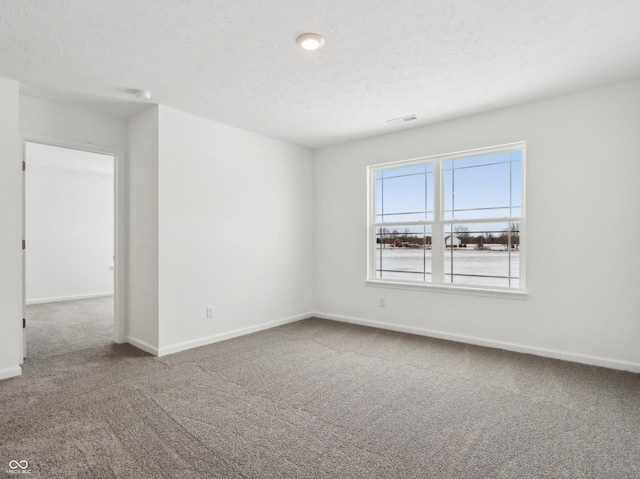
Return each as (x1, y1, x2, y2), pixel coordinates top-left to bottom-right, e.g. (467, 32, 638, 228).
(379, 298, 386, 308)
(206, 306, 214, 318)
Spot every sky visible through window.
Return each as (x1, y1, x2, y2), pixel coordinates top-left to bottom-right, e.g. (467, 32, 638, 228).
(376, 151, 522, 224)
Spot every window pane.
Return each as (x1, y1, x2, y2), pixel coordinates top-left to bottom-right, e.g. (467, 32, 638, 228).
(376, 164, 434, 223)
(375, 178, 383, 220)
(511, 159, 522, 215)
(381, 164, 426, 178)
(425, 165, 434, 222)
(444, 152, 521, 221)
(384, 173, 425, 216)
(443, 222, 520, 288)
(375, 225, 432, 282)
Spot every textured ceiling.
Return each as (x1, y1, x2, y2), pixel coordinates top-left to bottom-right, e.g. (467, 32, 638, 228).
(1, 0, 639, 148)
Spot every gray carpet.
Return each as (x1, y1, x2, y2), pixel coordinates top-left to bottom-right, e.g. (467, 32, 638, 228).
(25, 296, 114, 358)
(1, 318, 639, 478)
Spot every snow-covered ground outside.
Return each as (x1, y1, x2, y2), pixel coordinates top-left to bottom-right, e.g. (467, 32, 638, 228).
(375, 247, 520, 288)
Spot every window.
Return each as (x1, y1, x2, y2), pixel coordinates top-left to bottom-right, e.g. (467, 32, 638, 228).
(368, 142, 525, 294)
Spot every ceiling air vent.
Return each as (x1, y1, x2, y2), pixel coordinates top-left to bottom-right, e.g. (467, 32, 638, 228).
(386, 114, 418, 126)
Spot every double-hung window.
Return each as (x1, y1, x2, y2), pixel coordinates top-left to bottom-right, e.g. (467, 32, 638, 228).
(368, 142, 525, 294)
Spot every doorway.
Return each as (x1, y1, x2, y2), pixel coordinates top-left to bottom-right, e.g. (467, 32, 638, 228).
(23, 142, 117, 358)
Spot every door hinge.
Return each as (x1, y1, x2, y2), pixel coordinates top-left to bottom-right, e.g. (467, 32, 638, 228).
(22, 160, 25, 171)
(23, 318, 26, 328)
(22, 239, 25, 250)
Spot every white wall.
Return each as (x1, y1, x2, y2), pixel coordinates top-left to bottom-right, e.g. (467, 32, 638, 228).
(127, 107, 160, 353)
(0, 78, 23, 379)
(25, 143, 114, 303)
(20, 95, 128, 151)
(157, 106, 314, 354)
(314, 78, 640, 372)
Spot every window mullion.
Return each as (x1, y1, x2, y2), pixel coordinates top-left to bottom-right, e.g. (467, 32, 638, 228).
(431, 160, 444, 284)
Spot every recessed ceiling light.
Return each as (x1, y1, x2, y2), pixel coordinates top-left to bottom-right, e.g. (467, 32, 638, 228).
(296, 33, 325, 51)
(135, 89, 152, 100)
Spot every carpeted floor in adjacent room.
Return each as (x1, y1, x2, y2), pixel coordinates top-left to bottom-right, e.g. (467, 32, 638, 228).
(25, 296, 114, 358)
(1, 317, 639, 478)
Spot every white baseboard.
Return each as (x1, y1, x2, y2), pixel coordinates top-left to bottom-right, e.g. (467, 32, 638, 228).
(0, 365, 22, 381)
(158, 311, 313, 357)
(125, 336, 159, 356)
(314, 312, 640, 374)
(26, 292, 113, 305)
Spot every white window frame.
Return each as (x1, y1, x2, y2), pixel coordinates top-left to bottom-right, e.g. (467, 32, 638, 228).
(366, 141, 527, 299)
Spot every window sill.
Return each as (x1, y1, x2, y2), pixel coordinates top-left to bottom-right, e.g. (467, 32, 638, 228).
(365, 279, 528, 300)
